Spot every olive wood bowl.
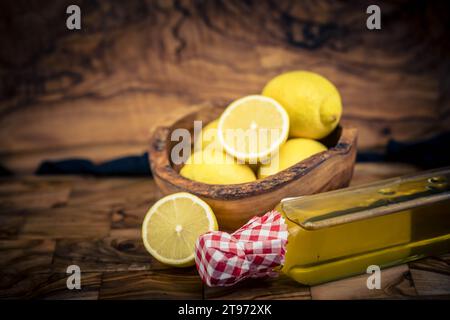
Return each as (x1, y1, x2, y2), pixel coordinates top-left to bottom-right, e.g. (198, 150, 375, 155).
(149, 106, 357, 231)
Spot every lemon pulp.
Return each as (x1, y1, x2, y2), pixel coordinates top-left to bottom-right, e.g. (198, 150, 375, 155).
(217, 95, 289, 163)
(141, 192, 218, 267)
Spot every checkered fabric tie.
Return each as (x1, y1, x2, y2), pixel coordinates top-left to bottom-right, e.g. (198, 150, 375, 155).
(195, 210, 288, 287)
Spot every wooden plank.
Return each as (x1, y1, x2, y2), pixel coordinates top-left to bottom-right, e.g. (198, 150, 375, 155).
(409, 254, 450, 297)
(0, 239, 55, 274)
(350, 163, 419, 187)
(0, 210, 26, 239)
(68, 177, 161, 232)
(51, 229, 166, 273)
(111, 204, 154, 230)
(0, 178, 71, 210)
(99, 270, 202, 300)
(20, 207, 110, 239)
(205, 275, 311, 300)
(0, 1, 449, 173)
(108, 228, 141, 239)
(310, 265, 418, 300)
(0, 272, 101, 300)
(65, 176, 148, 199)
(68, 178, 160, 211)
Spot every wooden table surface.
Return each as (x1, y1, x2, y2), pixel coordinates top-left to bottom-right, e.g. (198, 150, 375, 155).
(1, 162, 449, 300)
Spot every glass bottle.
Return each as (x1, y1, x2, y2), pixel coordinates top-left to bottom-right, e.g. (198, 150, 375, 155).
(276, 167, 450, 285)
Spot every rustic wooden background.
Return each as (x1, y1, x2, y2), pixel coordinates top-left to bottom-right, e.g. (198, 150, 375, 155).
(1, 0, 449, 173)
(0, 0, 450, 300)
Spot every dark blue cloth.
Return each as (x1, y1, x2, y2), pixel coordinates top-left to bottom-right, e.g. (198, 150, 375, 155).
(7, 131, 447, 176)
(35, 152, 151, 176)
(357, 131, 450, 169)
(0, 164, 12, 176)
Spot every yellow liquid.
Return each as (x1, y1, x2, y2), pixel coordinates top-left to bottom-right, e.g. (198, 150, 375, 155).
(277, 175, 450, 285)
(281, 209, 411, 285)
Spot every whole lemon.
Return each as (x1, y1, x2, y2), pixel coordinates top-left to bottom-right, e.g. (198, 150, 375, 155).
(195, 119, 219, 150)
(262, 71, 342, 139)
(193, 118, 260, 173)
(258, 138, 327, 179)
(180, 149, 256, 184)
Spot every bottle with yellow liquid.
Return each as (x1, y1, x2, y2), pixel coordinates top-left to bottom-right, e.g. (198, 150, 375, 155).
(276, 167, 450, 285)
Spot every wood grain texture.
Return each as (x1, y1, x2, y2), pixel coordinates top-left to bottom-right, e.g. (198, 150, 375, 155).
(0, 209, 26, 239)
(350, 162, 419, 187)
(204, 275, 311, 300)
(409, 254, 450, 297)
(20, 207, 110, 239)
(310, 264, 418, 300)
(0, 272, 101, 300)
(0, 239, 55, 274)
(68, 177, 161, 211)
(52, 233, 165, 273)
(0, 179, 71, 210)
(1, 0, 449, 173)
(99, 271, 202, 300)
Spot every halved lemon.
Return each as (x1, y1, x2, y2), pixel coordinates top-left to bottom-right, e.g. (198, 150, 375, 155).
(141, 192, 218, 267)
(217, 95, 289, 163)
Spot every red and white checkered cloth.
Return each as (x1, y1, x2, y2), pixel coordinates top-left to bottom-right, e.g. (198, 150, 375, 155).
(195, 210, 288, 287)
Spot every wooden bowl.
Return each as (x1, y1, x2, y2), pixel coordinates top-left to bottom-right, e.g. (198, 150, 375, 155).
(149, 106, 357, 231)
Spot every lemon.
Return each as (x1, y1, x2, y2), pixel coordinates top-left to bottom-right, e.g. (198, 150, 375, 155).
(262, 71, 342, 139)
(142, 192, 218, 267)
(258, 138, 327, 179)
(180, 149, 256, 184)
(195, 119, 219, 150)
(217, 95, 289, 163)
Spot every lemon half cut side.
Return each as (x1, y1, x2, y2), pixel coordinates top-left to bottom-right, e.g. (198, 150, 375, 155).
(141, 192, 218, 267)
(217, 95, 289, 163)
